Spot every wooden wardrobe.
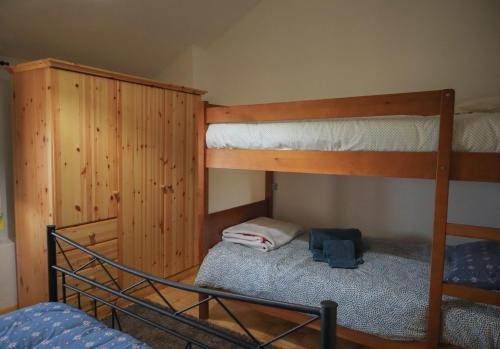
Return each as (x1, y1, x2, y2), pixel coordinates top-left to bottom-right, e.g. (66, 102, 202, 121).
(10, 59, 205, 308)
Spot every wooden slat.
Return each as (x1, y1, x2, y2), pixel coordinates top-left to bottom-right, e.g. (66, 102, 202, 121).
(450, 152, 500, 182)
(447, 223, 500, 241)
(164, 89, 174, 278)
(207, 90, 444, 123)
(443, 283, 500, 306)
(207, 149, 437, 179)
(205, 200, 269, 250)
(52, 69, 118, 227)
(57, 218, 117, 251)
(171, 92, 187, 274)
(119, 82, 165, 287)
(337, 326, 427, 349)
(8, 58, 206, 95)
(12, 68, 55, 307)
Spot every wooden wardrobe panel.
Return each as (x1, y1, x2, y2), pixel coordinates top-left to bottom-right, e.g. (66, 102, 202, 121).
(52, 69, 118, 227)
(119, 82, 165, 286)
(167, 92, 199, 275)
(12, 69, 55, 306)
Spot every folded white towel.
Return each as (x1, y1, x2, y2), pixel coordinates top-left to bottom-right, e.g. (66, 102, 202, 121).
(222, 217, 303, 252)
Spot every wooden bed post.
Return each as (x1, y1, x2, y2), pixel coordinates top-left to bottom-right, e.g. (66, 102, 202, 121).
(426, 90, 454, 348)
(197, 101, 210, 320)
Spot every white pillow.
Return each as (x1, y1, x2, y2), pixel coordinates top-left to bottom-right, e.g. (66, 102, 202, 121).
(455, 96, 500, 114)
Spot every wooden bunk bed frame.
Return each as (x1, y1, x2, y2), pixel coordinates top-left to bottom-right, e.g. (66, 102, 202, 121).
(196, 90, 500, 349)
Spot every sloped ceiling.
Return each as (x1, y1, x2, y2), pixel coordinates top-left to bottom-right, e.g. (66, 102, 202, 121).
(0, 0, 259, 77)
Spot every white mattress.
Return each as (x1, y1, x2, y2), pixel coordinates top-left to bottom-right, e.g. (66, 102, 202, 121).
(206, 112, 500, 152)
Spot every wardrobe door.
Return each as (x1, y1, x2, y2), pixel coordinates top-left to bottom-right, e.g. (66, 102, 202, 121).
(163, 91, 199, 276)
(52, 69, 118, 227)
(119, 82, 165, 286)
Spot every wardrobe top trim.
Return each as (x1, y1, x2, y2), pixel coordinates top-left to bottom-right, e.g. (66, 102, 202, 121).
(8, 58, 206, 95)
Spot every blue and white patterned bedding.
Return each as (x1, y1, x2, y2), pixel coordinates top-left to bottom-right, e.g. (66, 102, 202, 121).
(195, 236, 500, 349)
(0, 302, 150, 349)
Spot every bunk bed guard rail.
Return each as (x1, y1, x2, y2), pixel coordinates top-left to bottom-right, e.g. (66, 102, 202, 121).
(47, 225, 338, 349)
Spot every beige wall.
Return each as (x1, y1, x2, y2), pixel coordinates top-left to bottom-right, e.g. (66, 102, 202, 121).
(156, 45, 196, 87)
(158, 0, 500, 239)
(0, 56, 21, 309)
(202, 0, 500, 104)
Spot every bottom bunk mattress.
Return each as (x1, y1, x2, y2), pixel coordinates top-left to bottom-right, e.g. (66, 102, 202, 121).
(0, 302, 149, 348)
(195, 236, 500, 349)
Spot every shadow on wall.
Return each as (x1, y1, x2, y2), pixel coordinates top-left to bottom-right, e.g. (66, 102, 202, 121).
(273, 173, 500, 243)
(0, 58, 15, 240)
(0, 57, 18, 309)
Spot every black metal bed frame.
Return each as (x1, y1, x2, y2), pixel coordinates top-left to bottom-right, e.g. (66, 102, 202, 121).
(47, 225, 337, 349)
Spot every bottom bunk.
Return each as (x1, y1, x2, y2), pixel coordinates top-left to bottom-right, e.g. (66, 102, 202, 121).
(195, 236, 500, 349)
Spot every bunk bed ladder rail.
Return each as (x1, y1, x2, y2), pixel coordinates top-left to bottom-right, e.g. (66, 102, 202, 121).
(47, 225, 338, 349)
(426, 90, 500, 349)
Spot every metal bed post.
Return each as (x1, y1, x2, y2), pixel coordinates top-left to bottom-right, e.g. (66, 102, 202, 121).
(320, 301, 337, 349)
(47, 224, 58, 302)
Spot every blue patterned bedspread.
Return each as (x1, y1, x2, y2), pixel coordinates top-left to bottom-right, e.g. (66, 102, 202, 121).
(0, 302, 150, 348)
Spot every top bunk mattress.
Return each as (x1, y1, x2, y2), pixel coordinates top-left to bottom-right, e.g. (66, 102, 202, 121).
(206, 112, 500, 152)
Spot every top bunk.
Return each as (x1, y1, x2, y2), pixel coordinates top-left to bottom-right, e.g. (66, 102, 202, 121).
(203, 90, 500, 182)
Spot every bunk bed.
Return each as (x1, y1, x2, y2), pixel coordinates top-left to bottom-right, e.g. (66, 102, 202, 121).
(195, 90, 500, 349)
(0, 226, 337, 349)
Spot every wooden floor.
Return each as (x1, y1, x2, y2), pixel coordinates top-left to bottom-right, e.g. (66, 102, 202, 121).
(147, 274, 367, 349)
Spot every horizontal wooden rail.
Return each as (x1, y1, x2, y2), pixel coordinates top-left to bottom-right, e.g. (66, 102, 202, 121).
(450, 152, 500, 182)
(207, 149, 437, 179)
(227, 300, 462, 349)
(206, 90, 446, 123)
(443, 283, 500, 306)
(447, 223, 500, 241)
(206, 149, 500, 182)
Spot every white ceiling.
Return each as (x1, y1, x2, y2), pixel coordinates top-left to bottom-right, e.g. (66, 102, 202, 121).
(0, 0, 259, 77)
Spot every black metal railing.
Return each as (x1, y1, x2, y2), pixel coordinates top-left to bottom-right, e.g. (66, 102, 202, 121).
(47, 225, 337, 348)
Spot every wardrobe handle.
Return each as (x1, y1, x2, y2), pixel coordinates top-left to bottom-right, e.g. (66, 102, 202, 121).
(112, 191, 120, 202)
(89, 232, 96, 245)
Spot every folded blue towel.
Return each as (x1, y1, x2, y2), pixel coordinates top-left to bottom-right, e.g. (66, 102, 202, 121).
(309, 228, 364, 259)
(324, 240, 359, 269)
(311, 248, 325, 262)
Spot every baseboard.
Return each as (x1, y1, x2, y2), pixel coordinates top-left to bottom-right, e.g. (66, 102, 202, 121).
(0, 304, 18, 315)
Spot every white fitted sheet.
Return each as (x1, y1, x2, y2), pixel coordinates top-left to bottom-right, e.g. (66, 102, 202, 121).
(206, 112, 500, 152)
